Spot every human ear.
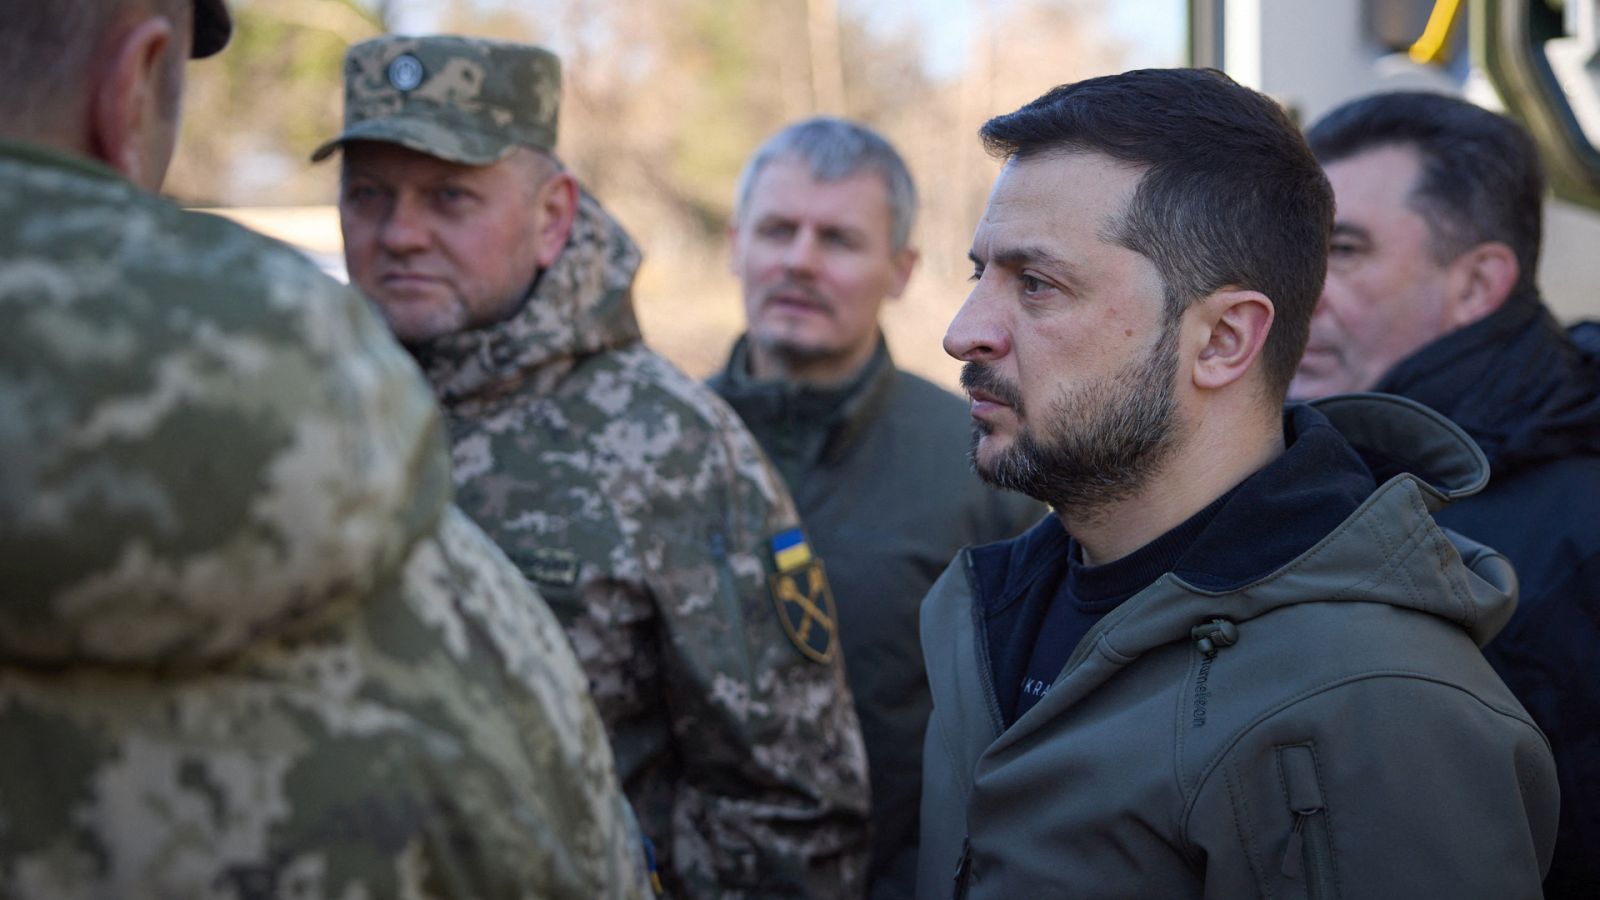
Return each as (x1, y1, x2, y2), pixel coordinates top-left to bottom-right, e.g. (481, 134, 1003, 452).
(89, 16, 175, 189)
(1445, 242, 1518, 329)
(726, 220, 743, 275)
(532, 171, 580, 268)
(1191, 289, 1275, 391)
(885, 246, 920, 300)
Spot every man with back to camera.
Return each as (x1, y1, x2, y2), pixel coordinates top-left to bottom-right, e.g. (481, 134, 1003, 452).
(320, 35, 872, 898)
(1294, 91, 1600, 897)
(918, 68, 1558, 898)
(708, 117, 1044, 899)
(0, 2, 649, 897)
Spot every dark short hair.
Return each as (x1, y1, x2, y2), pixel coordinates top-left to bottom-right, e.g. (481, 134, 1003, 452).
(980, 68, 1333, 399)
(1306, 91, 1544, 298)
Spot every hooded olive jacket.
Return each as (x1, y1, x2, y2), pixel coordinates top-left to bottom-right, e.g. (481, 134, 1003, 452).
(918, 395, 1558, 899)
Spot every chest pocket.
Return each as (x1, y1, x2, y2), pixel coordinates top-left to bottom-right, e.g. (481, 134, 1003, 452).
(1276, 742, 1339, 900)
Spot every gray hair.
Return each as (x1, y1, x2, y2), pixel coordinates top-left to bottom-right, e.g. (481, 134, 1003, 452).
(734, 117, 919, 252)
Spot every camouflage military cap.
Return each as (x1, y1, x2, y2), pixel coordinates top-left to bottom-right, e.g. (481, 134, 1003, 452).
(192, 0, 232, 58)
(312, 35, 561, 165)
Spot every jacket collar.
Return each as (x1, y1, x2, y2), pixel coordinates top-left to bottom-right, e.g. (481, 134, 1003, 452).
(1374, 294, 1600, 474)
(411, 188, 642, 407)
(712, 334, 898, 466)
(961, 394, 1511, 749)
(0, 137, 127, 185)
(968, 393, 1502, 668)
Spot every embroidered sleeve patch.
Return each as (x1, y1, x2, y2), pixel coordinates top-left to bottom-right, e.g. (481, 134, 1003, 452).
(512, 546, 581, 588)
(768, 529, 838, 664)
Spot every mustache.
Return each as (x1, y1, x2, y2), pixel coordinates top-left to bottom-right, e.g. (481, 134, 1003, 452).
(960, 362, 1024, 411)
(762, 279, 829, 305)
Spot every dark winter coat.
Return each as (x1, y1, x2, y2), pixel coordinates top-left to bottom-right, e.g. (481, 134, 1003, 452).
(1376, 296, 1600, 898)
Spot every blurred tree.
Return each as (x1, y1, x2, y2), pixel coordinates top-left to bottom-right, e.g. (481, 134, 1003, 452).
(169, 0, 1130, 382)
(167, 0, 387, 205)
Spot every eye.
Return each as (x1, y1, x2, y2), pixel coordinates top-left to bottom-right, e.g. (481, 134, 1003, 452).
(1019, 272, 1048, 294)
(756, 220, 796, 241)
(342, 183, 382, 205)
(822, 230, 859, 250)
(968, 261, 984, 283)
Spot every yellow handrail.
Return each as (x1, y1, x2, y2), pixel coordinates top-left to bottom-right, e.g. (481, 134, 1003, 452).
(1410, 0, 1465, 64)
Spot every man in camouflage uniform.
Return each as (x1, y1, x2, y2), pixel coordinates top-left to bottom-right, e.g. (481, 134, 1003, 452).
(322, 35, 873, 899)
(0, 3, 647, 897)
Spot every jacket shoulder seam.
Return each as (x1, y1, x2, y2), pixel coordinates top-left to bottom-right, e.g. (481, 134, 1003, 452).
(1180, 668, 1548, 841)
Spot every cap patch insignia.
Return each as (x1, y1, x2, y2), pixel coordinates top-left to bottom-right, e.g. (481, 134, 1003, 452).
(769, 529, 837, 664)
(388, 54, 425, 91)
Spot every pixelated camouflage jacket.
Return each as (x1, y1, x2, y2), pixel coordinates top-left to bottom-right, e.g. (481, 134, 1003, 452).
(410, 190, 873, 899)
(0, 139, 648, 900)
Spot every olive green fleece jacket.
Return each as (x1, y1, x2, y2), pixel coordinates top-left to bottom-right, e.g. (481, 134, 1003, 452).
(918, 394, 1558, 899)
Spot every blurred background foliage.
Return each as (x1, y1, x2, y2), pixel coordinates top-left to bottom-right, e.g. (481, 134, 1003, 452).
(172, 0, 1174, 382)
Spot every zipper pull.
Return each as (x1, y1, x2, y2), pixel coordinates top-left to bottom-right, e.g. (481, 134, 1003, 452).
(1191, 618, 1238, 656)
(952, 835, 973, 897)
(1280, 814, 1305, 878)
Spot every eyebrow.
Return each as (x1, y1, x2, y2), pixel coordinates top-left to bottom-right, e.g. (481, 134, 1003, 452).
(970, 245, 1079, 277)
(1331, 221, 1372, 241)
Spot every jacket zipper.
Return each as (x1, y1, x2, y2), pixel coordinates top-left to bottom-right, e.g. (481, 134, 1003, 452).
(965, 553, 1006, 740)
(1278, 744, 1338, 900)
(952, 834, 972, 900)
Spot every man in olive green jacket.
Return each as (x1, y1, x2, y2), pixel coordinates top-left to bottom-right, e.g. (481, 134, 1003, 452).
(922, 68, 1555, 898)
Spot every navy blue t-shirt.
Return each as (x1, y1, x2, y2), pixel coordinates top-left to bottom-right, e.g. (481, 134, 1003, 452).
(981, 406, 1377, 729)
(1013, 491, 1232, 721)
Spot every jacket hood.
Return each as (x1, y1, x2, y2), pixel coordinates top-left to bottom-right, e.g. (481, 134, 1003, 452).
(1109, 394, 1510, 659)
(960, 393, 1512, 696)
(0, 141, 450, 670)
(413, 188, 642, 405)
(1376, 296, 1600, 475)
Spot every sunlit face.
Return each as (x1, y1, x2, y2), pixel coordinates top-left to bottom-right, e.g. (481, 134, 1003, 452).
(339, 142, 553, 345)
(1289, 144, 1457, 399)
(947, 151, 1183, 510)
(730, 157, 915, 382)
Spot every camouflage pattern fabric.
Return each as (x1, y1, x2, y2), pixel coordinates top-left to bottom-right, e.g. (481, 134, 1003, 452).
(312, 35, 561, 166)
(0, 138, 649, 899)
(410, 189, 873, 898)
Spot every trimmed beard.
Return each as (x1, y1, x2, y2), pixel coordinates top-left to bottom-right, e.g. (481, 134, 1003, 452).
(963, 317, 1182, 514)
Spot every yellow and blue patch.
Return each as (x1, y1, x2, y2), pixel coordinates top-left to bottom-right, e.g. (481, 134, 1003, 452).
(771, 528, 814, 573)
(768, 528, 837, 664)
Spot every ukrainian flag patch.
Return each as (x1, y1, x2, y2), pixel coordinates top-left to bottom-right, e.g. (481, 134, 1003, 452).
(771, 528, 814, 573)
(768, 528, 837, 664)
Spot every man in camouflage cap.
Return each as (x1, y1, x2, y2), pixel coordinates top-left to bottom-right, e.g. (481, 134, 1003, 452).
(323, 35, 872, 898)
(0, 4, 647, 897)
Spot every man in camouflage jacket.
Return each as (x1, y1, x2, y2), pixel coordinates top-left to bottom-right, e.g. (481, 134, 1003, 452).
(323, 35, 872, 898)
(0, 3, 647, 898)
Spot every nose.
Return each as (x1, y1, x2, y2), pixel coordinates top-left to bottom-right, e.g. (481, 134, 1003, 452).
(944, 277, 1012, 362)
(377, 193, 430, 257)
(782, 228, 820, 277)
